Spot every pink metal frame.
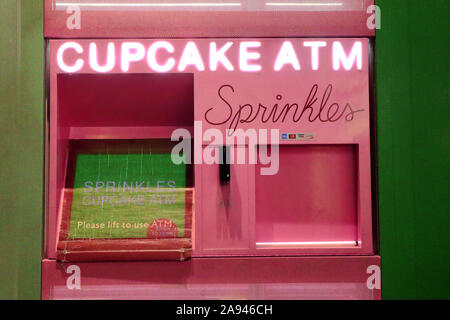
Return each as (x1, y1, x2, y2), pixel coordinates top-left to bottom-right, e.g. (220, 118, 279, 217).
(47, 38, 373, 259)
(43, 4, 379, 300)
(44, 0, 375, 38)
(42, 256, 381, 300)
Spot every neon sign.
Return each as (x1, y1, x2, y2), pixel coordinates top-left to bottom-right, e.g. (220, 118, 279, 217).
(56, 40, 364, 73)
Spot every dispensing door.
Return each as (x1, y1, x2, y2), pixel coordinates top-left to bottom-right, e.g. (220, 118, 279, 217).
(254, 144, 359, 248)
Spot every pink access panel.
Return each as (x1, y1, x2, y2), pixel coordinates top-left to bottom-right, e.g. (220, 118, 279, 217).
(192, 39, 373, 257)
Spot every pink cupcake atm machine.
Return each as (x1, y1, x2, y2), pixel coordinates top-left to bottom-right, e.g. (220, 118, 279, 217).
(42, 0, 381, 299)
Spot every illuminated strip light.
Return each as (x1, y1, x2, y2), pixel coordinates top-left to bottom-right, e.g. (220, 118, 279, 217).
(266, 2, 343, 6)
(55, 2, 242, 7)
(256, 241, 359, 247)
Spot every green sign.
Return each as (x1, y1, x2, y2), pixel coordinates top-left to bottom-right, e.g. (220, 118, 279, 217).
(67, 152, 187, 239)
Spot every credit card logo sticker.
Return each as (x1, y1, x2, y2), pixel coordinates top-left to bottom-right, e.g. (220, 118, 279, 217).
(281, 133, 315, 140)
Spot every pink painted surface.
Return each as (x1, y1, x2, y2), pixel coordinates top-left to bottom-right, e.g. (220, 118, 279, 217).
(57, 73, 194, 127)
(197, 147, 252, 254)
(44, 0, 375, 38)
(47, 38, 373, 259)
(42, 256, 381, 300)
(69, 126, 194, 140)
(255, 145, 358, 244)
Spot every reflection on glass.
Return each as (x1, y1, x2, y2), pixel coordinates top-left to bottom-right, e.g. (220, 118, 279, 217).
(54, 0, 244, 11)
(63, 140, 192, 241)
(52, 0, 365, 11)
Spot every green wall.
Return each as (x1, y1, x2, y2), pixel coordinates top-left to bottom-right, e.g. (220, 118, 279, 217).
(0, 0, 448, 300)
(376, 0, 449, 299)
(0, 0, 44, 299)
